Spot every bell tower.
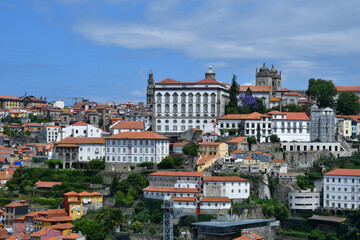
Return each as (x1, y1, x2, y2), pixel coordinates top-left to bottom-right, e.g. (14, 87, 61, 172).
(146, 70, 154, 105)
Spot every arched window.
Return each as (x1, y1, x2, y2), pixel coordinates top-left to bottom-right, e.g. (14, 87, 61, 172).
(196, 93, 201, 103)
(165, 104, 169, 113)
(211, 93, 216, 103)
(188, 104, 193, 113)
(165, 93, 170, 103)
(196, 104, 200, 112)
(203, 93, 208, 103)
(181, 104, 186, 113)
(181, 93, 186, 103)
(188, 93, 193, 103)
(173, 104, 178, 113)
(204, 104, 208, 113)
(156, 93, 162, 103)
(173, 93, 178, 103)
(157, 104, 161, 113)
(211, 104, 215, 113)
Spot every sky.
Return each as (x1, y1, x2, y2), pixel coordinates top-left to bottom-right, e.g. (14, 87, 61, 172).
(1, 0, 359, 105)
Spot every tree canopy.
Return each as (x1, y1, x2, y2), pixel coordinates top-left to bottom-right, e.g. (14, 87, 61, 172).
(44, 159, 63, 169)
(337, 91, 360, 115)
(239, 88, 260, 114)
(306, 78, 337, 108)
(86, 159, 105, 171)
(182, 144, 199, 156)
(225, 74, 240, 114)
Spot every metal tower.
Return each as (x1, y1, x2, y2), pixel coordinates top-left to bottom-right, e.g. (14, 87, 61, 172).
(162, 199, 185, 240)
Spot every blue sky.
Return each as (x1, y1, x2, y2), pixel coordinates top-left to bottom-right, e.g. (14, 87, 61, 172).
(1, 0, 359, 104)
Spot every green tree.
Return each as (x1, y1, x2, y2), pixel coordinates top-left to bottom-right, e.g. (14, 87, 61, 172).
(306, 78, 337, 108)
(132, 221, 143, 232)
(308, 228, 326, 240)
(182, 144, 199, 156)
(158, 156, 175, 169)
(73, 217, 106, 240)
(184, 215, 198, 227)
(110, 177, 120, 195)
(286, 104, 300, 112)
(270, 134, 279, 143)
(225, 74, 240, 114)
(86, 159, 105, 172)
(114, 191, 125, 205)
(44, 159, 63, 169)
(337, 91, 360, 115)
(256, 98, 266, 114)
(93, 208, 125, 232)
(136, 161, 155, 169)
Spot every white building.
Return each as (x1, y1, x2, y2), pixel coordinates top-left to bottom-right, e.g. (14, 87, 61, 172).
(41, 125, 60, 143)
(105, 131, 170, 165)
(323, 169, 360, 211)
(55, 137, 106, 169)
(203, 176, 250, 200)
(268, 111, 310, 142)
(56, 121, 103, 142)
(217, 112, 272, 143)
(239, 85, 271, 108)
(269, 158, 287, 175)
(152, 67, 230, 134)
(109, 121, 145, 135)
(288, 190, 320, 212)
(50, 100, 65, 109)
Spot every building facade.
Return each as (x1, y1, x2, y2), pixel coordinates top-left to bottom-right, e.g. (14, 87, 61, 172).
(255, 63, 281, 96)
(288, 190, 320, 213)
(310, 107, 336, 142)
(152, 67, 230, 134)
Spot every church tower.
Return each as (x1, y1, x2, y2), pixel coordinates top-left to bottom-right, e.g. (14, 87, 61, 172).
(205, 66, 216, 80)
(146, 70, 154, 105)
(256, 63, 281, 96)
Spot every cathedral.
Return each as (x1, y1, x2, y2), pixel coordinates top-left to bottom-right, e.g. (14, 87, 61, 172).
(256, 63, 281, 96)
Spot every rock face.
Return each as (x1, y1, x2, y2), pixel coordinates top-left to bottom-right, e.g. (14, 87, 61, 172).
(258, 175, 271, 199)
(274, 182, 295, 202)
(236, 206, 265, 220)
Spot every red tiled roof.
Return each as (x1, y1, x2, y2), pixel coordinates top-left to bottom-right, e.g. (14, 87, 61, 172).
(200, 197, 231, 202)
(67, 198, 81, 203)
(170, 197, 196, 202)
(227, 136, 247, 143)
(270, 97, 281, 102)
(199, 142, 223, 146)
(63, 191, 79, 196)
(196, 78, 221, 84)
(35, 181, 62, 188)
(283, 112, 310, 121)
(336, 86, 360, 92)
(218, 112, 270, 120)
(203, 131, 219, 136)
(57, 137, 105, 145)
(107, 131, 168, 140)
(172, 142, 189, 147)
(156, 78, 181, 84)
(203, 176, 250, 182)
(71, 121, 88, 126)
(234, 232, 264, 240)
(277, 88, 291, 92)
(48, 223, 74, 230)
(143, 186, 199, 193)
(0, 151, 13, 155)
(269, 159, 286, 163)
(149, 171, 204, 177)
(239, 85, 271, 92)
(324, 169, 360, 176)
(111, 121, 145, 130)
(350, 115, 360, 123)
(61, 233, 83, 239)
(197, 156, 216, 166)
(231, 150, 245, 154)
(5, 201, 27, 208)
(283, 92, 303, 97)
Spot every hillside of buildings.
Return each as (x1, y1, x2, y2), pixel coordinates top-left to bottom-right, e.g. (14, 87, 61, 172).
(0, 66, 359, 239)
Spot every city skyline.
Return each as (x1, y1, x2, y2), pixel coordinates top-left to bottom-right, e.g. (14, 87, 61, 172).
(1, 0, 359, 104)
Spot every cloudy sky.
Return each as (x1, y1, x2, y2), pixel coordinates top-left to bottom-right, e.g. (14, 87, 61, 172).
(1, 0, 359, 104)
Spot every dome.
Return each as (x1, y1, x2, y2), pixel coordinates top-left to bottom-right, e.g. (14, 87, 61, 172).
(206, 66, 215, 74)
(259, 63, 268, 71)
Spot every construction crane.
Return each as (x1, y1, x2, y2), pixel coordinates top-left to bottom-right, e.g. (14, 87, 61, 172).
(45, 96, 86, 104)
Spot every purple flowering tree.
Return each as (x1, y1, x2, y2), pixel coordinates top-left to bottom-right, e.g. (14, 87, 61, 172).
(238, 89, 260, 114)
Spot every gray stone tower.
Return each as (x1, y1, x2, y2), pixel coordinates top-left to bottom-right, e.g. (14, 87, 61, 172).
(60, 110, 71, 127)
(256, 63, 281, 96)
(89, 109, 99, 128)
(205, 66, 216, 80)
(146, 70, 154, 105)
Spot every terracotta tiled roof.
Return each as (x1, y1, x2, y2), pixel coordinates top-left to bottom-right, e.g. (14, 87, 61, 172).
(324, 169, 360, 176)
(283, 92, 303, 97)
(57, 137, 105, 145)
(64, 191, 79, 196)
(35, 181, 62, 188)
(283, 112, 310, 121)
(270, 97, 281, 102)
(197, 156, 216, 166)
(203, 131, 219, 136)
(172, 142, 189, 147)
(78, 191, 93, 196)
(71, 121, 88, 126)
(239, 85, 271, 92)
(111, 121, 145, 130)
(196, 78, 221, 84)
(67, 198, 81, 203)
(218, 112, 270, 120)
(5, 201, 27, 208)
(61, 233, 83, 239)
(48, 223, 74, 230)
(336, 86, 360, 92)
(149, 171, 204, 177)
(234, 232, 264, 240)
(107, 131, 168, 140)
(269, 159, 286, 163)
(0, 151, 13, 155)
(198, 142, 223, 146)
(227, 136, 247, 143)
(203, 176, 250, 182)
(56, 144, 79, 147)
(277, 88, 291, 92)
(156, 78, 181, 84)
(350, 115, 360, 123)
(170, 197, 196, 202)
(143, 186, 199, 193)
(200, 197, 231, 202)
(231, 150, 245, 154)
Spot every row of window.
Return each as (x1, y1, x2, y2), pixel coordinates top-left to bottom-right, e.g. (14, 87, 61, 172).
(106, 156, 155, 162)
(326, 178, 360, 184)
(106, 140, 161, 146)
(106, 147, 168, 154)
(275, 129, 309, 134)
(157, 104, 216, 113)
(157, 92, 217, 104)
(326, 194, 359, 201)
(325, 202, 357, 209)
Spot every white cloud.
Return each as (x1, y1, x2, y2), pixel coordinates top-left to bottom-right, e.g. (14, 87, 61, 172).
(242, 81, 255, 86)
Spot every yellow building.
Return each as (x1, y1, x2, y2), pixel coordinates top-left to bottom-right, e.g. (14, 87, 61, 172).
(64, 191, 103, 220)
(0, 95, 46, 109)
(197, 142, 228, 172)
(343, 119, 352, 140)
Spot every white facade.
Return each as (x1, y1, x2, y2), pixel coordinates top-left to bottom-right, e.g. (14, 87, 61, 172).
(56, 122, 102, 142)
(203, 177, 250, 199)
(50, 100, 65, 109)
(269, 111, 310, 142)
(199, 199, 231, 210)
(42, 125, 60, 143)
(105, 132, 170, 164)
(78, 144, 106, 161)
(109, 121, 145, 135)
(288, 190, 320, 211)
(143, 188, 198, 200)
(153, 76, 230, 134)
(323, 169, 360, 210)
